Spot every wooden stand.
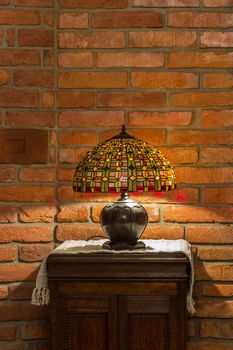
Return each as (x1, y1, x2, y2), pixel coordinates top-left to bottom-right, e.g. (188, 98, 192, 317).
(47, 252, 189, 350)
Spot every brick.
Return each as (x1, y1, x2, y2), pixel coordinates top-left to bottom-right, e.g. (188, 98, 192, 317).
(201, 109, 233, 127)
(100, 128, 166, 144)
(170, 91, 233, 107)
(175, 166, 233, 184)
(19, 205, 56, 223)
(58, 185, 116, 202)
(195, 264, 233, 281)
(60, 131, 97, 145)
(204, 187, 233, 204)
(58, 52, 93, 68)
(19, 243, 54, 262)
(57, 205, 88, 222)
(59, 12, 88, 28)
(56, 91, 95, 108)
(198, 246, 233, 261)
(0, 129, 48, 164)
(132, 0, 199, 6)
(168, 51, 233, 68)
(163, 205, 233, 223)
(7, 111, 56, 128)
(43, 49, 55, 66)
(19, 168, 55, 182)
(187, 225, 233, 243)
(42, 91, 55, 108)
(201, 32, 233, 48)
(0, 30, 3, 44)
(142, 225, 184, 240)
(97, 52, 164, 68)
(0, 0, 10, 3)
(171, 130, 233, 145)
(156, 147, 199, 164)
(59, 31, 125, 49)
(0, 167, 16, 182)
(0, 49, 40, 66)
(129, 31, 197, 48)
(168, 11, 233, 28)
(59, 147, 91, 164)
(189, 343, 233, 350)
(98, 92, 165, 108)
(13, 70, 54, 88)
(6, 28, 15, 46)
(57, 168, 74, 180)
(0, 226, 53, 243)
(195, 300, 233, 318)
(15, 0, 54, 6)
(59, 110, 124, 128)
(0, 326, 16, 340)
(202, 147, 233, 164)
(0, 70, 8, 85)
(0, 185, 54, 202)
(204, 0, 233, 6)
(92, 11, 163, 28)
(128, 111, 193, 127)
(0, 303, 47, 321)
(0, 205, 17, 223)
(21, 321, 50, 340)
(203, 73, 233, 88)
(0, 89, 39, 108)
(0, 246, 17, 262)
(58, 72, 128, 89)
(43, 11, 54, 26)
(0, 264, 39, 282)
(200, 320, 233, 339)
(0, 9, 39, 24)
(19, 29, 54, 47)
(59, 0, 128, 8)
(56, 223, 103, 241)
(34, 341, 50, 350)
(131, 72, 198, 89)
(9, 284, 34, 300)
(0, 341, 34, 350)
(0, 287, 8, 300)
(202, 284, 233, 297)
(188, 320, 195, 337)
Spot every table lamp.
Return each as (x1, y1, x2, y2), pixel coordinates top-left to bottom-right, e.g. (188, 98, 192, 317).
(73, 125, 176, 250)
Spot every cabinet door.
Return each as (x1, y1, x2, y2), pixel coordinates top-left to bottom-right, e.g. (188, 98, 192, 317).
(58, 295, 117, 350)
(119, 295, 178, 350)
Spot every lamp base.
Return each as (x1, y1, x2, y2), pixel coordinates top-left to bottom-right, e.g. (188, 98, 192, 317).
(102, 240, 146, 251)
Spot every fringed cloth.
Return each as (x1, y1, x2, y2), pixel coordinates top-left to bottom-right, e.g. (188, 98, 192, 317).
(32, 239, 195, 315)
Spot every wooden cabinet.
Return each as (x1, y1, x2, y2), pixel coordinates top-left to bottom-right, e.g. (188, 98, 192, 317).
(47, 252, 189, 350)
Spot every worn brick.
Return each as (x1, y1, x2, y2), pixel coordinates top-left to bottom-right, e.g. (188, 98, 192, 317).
(0, 70, 8, 85)
(132, 0, 199, 6)
(0, 205, 17, 223)
(0, 9, 39, 24)
(100, 128, 166, 145)
(0, 185, 54, 202)
(21, 321, 50, 340)
(142, 225, 184, 240)
(203, 73, 233, 88)
(195, 264, 233, 281)
(57, 168, 74, 180)
(0, 264, 39, 282)
(92, 11, 163, 28)
(13, 70, 54, 88)
(170, 91, 233, 107)
(43, 49, 55, 66)
(19, 205, 56, 223)
(202, 284, 233, 297)
(201, 32, 233, 48)
(59, 0, 128, 8)
(57, 205, 88, 222)
(97, 52, 164, 68)
(0, 89, 39, 108)
(131, 72, 198, 89)
(0, 287, 8, 300)
(0, 167, 16, 182)
(204, 187, 233, 204)
(7, 111, 56, 128)
(0, 246, 17, 262)
(58, 185, 117, 202)
(59, 110, 124, 128)
(160, 146, 199, 164)
(198, 247, 233, 261)
(56, 223, 103, 241)
(171, 130, 233, 145)
(0, 326, 16, 340)
(19, 168, 55, 182)
(204, 0, 233, 6)
(19, 244, 54, 262)
(163, 205, 233, 223)
(60, 131, 97, 145)
(98, 92, 165, 107)
(168, 11, 233, 28)
(42, 91, 55, 108)
(175, 166, 233, 184)
(58, 52, 93, 68)
(59, 31, 125, 49)
(0, 303, 47, 321)
(43, 11, 54, 26)
(59, 12, 88, 28)
(56, 91, 95, 108)
(58, 72, 127, 89)
(129, 31, 197, 48)
(168, 51, 233, 68)
(59, 147, 91, 164)
(128, 111, 193, 126)
(202, 146, 233, 164)
(6, 28, 15, 46)
(195, 300, 233, 318)
(19, 29, 54, 47)
(187, 225, 233, 244)
(0, 226, 53, 243)
(200, 320, 233, 339)
(15, 0, 54, 6)
(188, 342, 233, 350)
(201, 109, 233, 127)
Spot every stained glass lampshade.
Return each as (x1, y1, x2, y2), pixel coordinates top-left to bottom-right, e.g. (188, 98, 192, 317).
(73, 125, 176, 250)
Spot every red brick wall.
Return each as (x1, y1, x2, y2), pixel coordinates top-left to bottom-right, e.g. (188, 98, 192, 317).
(0, 0, 233, 348)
